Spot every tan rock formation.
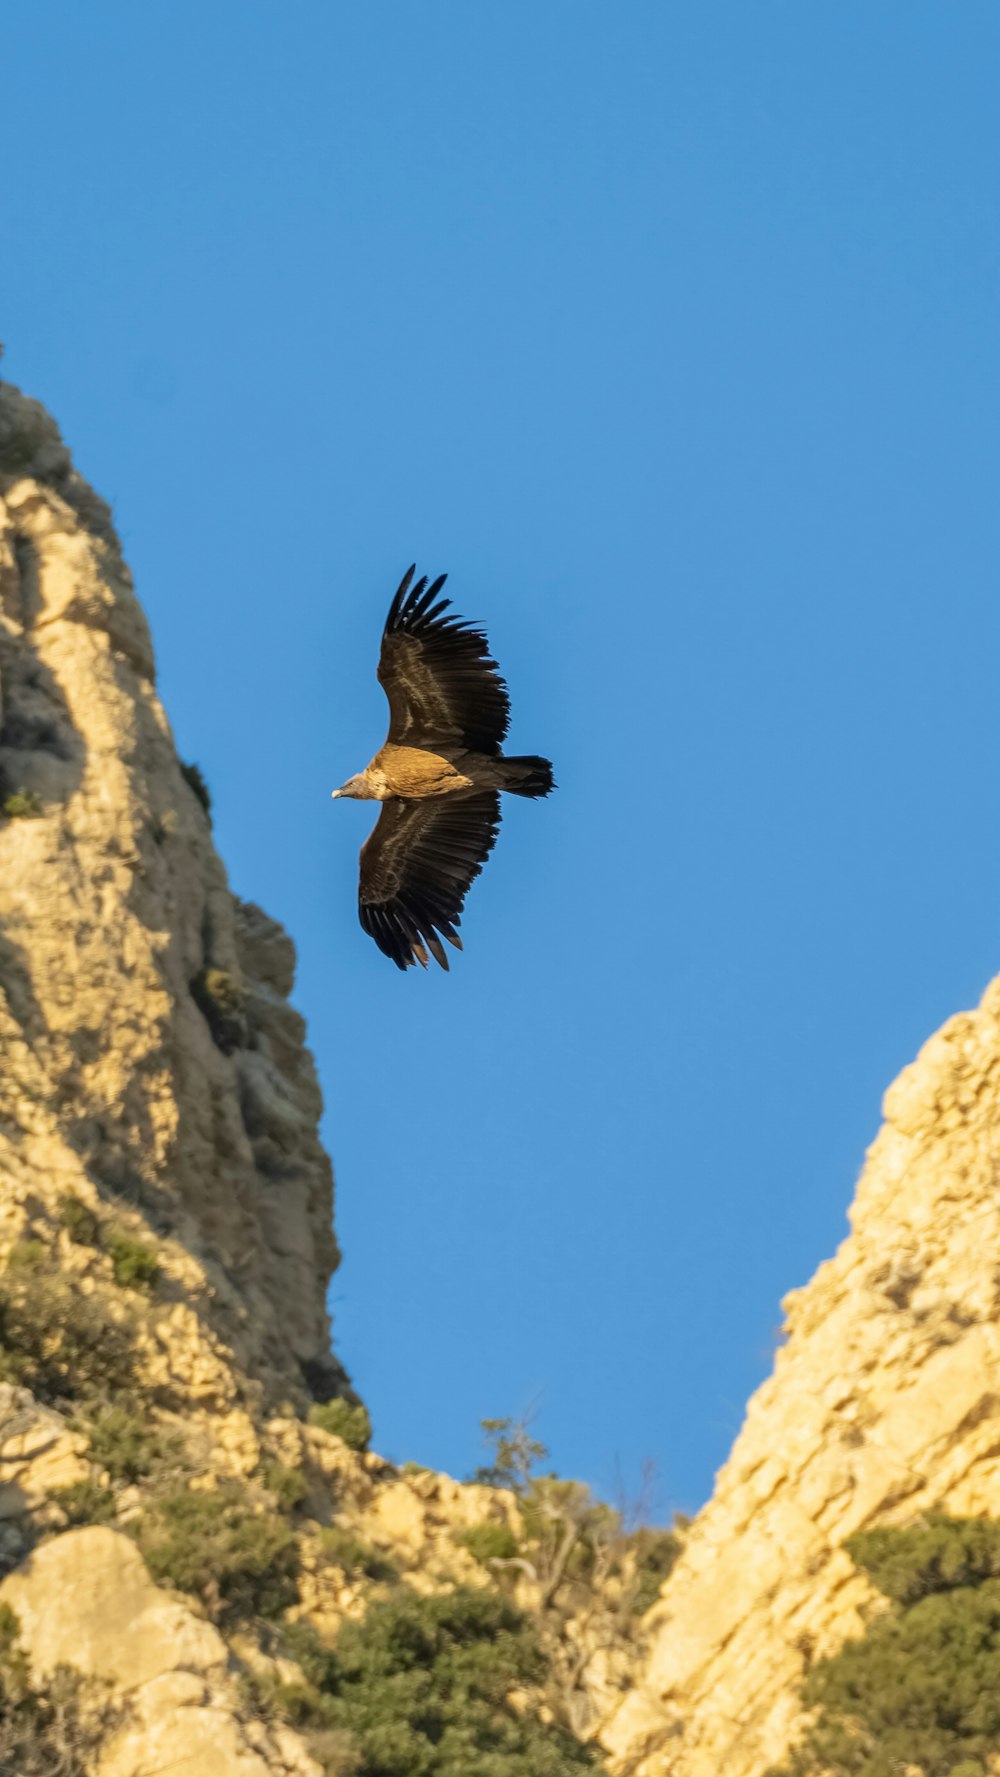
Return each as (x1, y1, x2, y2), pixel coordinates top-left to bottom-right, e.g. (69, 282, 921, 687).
(0, 378, 353, 1768)
(0, 376, 340, 1409)
(19, 369, 1000, 1777)
(0, 1526, 322, 1776)
(0, 1384, 90, 1528)
(604, 976, 1000, 1775)
(0, 379, 626, 1771)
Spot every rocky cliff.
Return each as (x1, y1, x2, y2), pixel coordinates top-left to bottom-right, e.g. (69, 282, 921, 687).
(605, 979, 1000, 1775)
(0, 379, 646, 1776)
(0, 376, 341, 1408)
(7, 372, 1000, 1777)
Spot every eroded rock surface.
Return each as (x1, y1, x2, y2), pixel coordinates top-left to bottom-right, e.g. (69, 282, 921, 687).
(0, 381, 632, 1773)
(0, 378, 340, 1410)
(14, 374, 1000, 1777)
(0, 1526, 322, 1777)
(605, 977, 1000, 1775)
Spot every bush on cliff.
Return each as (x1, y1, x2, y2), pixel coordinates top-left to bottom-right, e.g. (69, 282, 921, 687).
(772, 1515, 1000, 1777)
(135, 1483, 300, 1626)
(308, 1399, 372, 1452)
(0, 1267, 137, 1408)
(249, 1586, 605, 1777)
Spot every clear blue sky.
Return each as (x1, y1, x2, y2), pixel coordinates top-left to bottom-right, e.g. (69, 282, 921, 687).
(5, 3, 1000, 1517)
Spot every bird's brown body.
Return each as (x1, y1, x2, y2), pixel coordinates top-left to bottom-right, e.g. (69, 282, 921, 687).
(347, 744, 542, 801)
(332, 567, 555, 970)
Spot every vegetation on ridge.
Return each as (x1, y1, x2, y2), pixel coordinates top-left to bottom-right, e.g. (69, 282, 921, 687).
(468, 1416, 682, 1616)
(135, 1483, 301, 1627)
(309, 1398, 372, 1452)
(247, 1587, 606, 1777)
(771, 1515, 1000, 1777)
(0, 1258, 138, 1409)
(0, 1200, 639, 1777)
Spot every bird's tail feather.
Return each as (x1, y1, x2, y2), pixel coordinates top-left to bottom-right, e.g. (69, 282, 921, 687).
(501, 755, 556, 798)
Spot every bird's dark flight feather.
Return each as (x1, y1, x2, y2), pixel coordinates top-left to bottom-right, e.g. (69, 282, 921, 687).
(358, 792, 502, 970)
(378, 564, 511, 755)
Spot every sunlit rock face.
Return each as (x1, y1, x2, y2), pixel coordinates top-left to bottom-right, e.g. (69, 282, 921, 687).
(9, 374, 1000, 1777)
(0, 377, 340, 1412)
(0, 1526, 323, 1777)
(605, 977, 1000, 1776)
(0, 384, 619, 1777)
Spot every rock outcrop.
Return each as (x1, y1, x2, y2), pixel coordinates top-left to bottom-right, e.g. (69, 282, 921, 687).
(605, 978, 1000, 1775)
(0, 379, 637, 1773)
(12, 370, 1000, 1777)
(0, 377, 341, 1410)
(0, 1526, 321, 1777)
(0, 375, 357, 1768)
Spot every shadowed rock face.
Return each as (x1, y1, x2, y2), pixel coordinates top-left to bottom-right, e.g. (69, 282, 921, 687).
(0, 378, 342, 1413)
(604, 976, 1000, 1776)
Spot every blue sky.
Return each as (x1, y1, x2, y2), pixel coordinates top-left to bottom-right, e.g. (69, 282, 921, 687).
(5, 3, 1000, 1517)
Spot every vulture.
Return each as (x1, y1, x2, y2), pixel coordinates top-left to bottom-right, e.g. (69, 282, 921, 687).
(332, 566, 555, 970)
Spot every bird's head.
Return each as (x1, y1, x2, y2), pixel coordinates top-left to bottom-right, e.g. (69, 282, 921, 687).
(331, 774, 374, 801)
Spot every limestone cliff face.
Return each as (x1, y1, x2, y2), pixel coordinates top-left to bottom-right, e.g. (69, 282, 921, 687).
(606, 979, 1000, 1775)
(12, 371, 1000, 1777)
(0, 377, 340, 1409)
(0, 381, 633, 1776)
(0, 379, 354, 1773)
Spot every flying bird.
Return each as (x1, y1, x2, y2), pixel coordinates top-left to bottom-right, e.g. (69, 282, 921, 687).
(332, 566, 555, 970)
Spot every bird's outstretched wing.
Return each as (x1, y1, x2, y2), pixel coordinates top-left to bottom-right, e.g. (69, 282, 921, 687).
(378, 565, 511, 755)
(359, 792, 502, 970)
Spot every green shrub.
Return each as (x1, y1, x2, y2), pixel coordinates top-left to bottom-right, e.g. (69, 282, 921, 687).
(179, 761, 211, 817)
(772, 1516, 1000, 1777)
(278, 1618, 341, 1689)
(53, 1480, 116, 1527)
(58, 1197, 100, 1248)
(845, 1514, 1000, 1605)
(241, 1619, 342, 1740)
(190, 967, 247, 1055)
(308, 1400, 371, 1453)
(240, 1664, 334, 1739)
(263, 1461, 309, 1513)
(105, 1233, 160, 1292)
(246, 1589, 604, 1776)
(458, 1522, 521, 1566)
(1, 789, 42, 820)
(322, 1587, 603, 1775)
(5, 1242, 46, 1273)
(86, 1405, 176, 1484)
(318, 1526, 397, 1583)
(0, 1271, 137, 1408)
(136, 1484, 299, 1625)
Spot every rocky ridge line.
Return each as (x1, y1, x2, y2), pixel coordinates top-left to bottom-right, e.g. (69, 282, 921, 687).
(605, 975, 1000, 1775)
(0, 381, 645, 1776)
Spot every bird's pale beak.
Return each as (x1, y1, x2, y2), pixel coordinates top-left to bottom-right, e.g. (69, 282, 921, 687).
(331, 787, 343, 799)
